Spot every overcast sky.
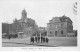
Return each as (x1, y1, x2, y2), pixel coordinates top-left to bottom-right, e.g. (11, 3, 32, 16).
(0, 0, 77, 30)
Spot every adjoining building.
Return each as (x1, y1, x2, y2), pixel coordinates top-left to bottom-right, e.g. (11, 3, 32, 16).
(38, 27, 47, 36)
(2, 23, 9, 38)
(47, 15, 74, 37)
(2, 23, 9, 34)
(9, 9, 38, 38)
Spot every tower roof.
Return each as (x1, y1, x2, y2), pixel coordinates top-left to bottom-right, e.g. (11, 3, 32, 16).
(22, 9, 27, 14)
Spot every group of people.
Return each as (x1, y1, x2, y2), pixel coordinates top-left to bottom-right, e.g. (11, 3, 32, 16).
(30, 36, 49, 44)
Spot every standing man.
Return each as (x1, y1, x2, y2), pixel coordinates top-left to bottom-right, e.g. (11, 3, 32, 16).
(43, 36, 45, 43)
(35, 36, 38, 43)
(30, 36, 34, 44)
(41, 36, 43, 43)
(38, 36, 40, 43)
(45, 37, 49, 43)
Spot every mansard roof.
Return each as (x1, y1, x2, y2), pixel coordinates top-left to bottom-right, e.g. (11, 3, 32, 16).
(60, 15, 72, 22)
(50, 15, 72, 23)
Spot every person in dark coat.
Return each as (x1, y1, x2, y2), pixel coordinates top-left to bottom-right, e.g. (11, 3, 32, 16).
(38, 36, 40, 43)
(43, 36, 45, 43)
(35, 36, 38, 43)
(41, 36, 43, 43)
(30, 36, 34, 44)
(46, 37, 49, 43)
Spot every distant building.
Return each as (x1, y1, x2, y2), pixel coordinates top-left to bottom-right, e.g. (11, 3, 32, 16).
(47, 15, 74, 37)
(38, 27, 47, 36)
(9, 9, 38, 38)
(2, 23, 9, 34)
(38, 27, 46, 32)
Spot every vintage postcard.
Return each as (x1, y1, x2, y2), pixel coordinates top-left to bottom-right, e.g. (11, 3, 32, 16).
(0, 0, 79, 51)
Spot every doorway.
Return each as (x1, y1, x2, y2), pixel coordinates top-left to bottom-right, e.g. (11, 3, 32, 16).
(55, 31, 57, 37)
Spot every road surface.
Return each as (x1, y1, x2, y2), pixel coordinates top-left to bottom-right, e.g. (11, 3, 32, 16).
(2, 37, 77, 47)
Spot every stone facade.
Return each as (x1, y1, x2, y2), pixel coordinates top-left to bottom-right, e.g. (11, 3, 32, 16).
(47, 15, 73, 37)
(9, 9, 38, 37)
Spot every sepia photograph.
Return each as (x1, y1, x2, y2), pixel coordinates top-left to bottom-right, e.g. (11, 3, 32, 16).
(0, 0, 79, 51)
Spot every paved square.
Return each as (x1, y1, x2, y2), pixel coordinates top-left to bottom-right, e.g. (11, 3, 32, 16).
(2, 37, 77, 47)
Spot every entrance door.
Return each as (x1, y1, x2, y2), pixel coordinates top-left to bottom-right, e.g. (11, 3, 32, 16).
(55, 31, 57, 37)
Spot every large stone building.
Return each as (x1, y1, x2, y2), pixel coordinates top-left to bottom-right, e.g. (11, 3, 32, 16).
(47, 15, 74, 37)
(9, 9, 38, 38)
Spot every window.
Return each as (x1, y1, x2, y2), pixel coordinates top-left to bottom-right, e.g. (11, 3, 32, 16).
(50, 31, 52, 34)
(27, 31, 28, 34)
(55, 31, 57, 36)
(55, 25, 57, 29)
(29, 31, 30, 34)
(61, 23, 63, 28)
(25, 13, 26, 16)
(61, 31, 63, 34)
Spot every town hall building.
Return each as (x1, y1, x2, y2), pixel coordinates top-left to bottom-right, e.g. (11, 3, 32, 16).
(9, 9, 38, 38)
